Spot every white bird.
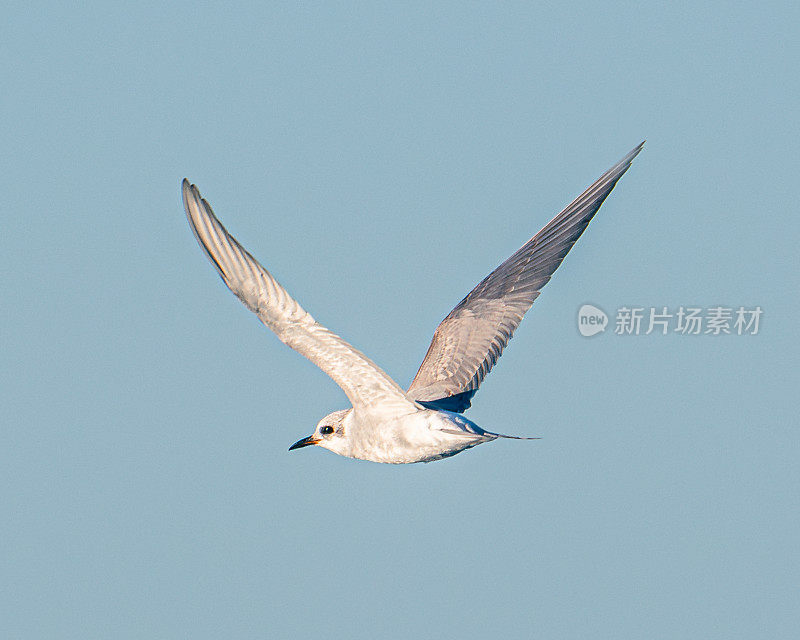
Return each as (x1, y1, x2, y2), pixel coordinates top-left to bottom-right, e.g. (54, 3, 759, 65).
(183, 142, 643, 464)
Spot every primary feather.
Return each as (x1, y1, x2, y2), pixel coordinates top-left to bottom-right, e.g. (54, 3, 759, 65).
(407, 142, 644, 410)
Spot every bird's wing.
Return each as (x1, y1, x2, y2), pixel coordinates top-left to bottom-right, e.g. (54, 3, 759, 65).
(182, 180, 417, 415)
(408, 142, 644, 410)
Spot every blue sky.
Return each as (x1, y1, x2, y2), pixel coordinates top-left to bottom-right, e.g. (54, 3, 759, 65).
(2, 2, 798, 638)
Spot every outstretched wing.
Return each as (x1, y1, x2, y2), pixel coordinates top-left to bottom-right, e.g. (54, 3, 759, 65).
(408, 142, 644, 411)
(182, 180, 416, 415)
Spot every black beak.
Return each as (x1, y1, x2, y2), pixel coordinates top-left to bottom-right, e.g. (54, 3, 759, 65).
(288, 435, 319, 451)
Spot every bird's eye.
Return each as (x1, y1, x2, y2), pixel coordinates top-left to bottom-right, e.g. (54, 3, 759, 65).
(320, 426, 334, 435)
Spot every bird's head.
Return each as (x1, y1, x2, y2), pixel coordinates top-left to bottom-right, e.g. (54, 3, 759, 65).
(289, 409, 352, 456)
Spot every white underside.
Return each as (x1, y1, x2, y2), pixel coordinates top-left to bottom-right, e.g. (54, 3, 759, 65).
(323, 408, 497, 464)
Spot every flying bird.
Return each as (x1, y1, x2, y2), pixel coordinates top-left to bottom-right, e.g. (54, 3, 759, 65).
(182, 142, 643, 463)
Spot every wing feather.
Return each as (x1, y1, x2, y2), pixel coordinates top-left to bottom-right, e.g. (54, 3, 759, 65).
(182, 180, 416, 414)
(408, 142, 644, 408)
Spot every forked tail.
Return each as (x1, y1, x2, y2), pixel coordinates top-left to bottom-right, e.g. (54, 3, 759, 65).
(482, 429, 541, 440)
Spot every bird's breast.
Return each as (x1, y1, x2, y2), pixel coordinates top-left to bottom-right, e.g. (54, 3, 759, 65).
(346, 409, 488, 464)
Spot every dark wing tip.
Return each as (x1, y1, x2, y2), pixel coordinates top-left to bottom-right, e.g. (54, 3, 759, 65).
(181, 179, 229, 280)
(610, 141, 645, 177)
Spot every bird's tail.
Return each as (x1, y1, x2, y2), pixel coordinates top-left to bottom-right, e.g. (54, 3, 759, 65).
(481, 429, 540, 440)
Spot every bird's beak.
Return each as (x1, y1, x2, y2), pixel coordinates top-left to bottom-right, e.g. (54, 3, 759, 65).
(288, 435, 320, 451)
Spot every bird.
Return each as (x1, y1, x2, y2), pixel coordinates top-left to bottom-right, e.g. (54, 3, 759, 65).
(182, 142, 643, 464)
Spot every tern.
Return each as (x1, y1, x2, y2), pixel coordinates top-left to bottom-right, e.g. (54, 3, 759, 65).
(183, 142, 643, 463)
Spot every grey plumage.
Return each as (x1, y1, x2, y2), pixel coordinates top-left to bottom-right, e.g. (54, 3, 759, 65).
(408, 142, 644, 411)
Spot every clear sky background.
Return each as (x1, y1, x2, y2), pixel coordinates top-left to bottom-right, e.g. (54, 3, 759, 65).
(2, 2, 798, 639)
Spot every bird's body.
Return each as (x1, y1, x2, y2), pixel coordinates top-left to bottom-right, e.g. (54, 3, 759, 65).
(315, 407, 498, 464)
(182, 142, 643, 464)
